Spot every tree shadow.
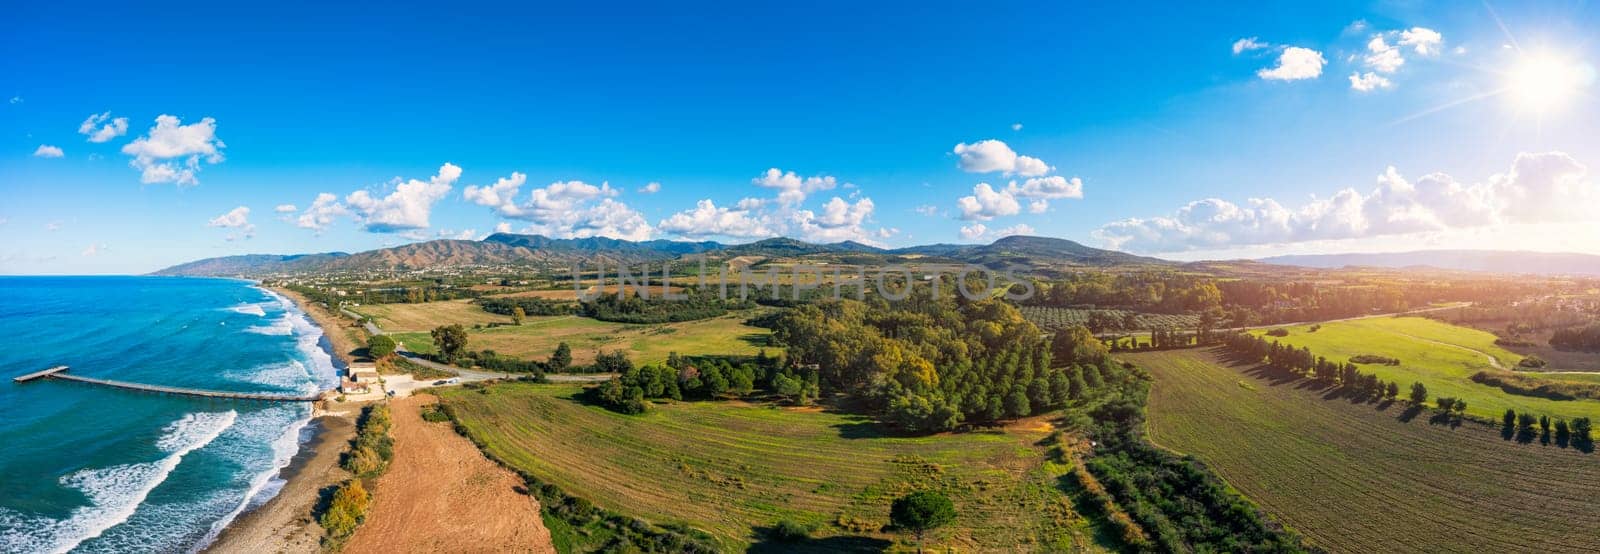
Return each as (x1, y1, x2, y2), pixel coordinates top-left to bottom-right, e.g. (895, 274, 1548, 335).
(746, 530, 891, 553)
(738, 333, 774, 347)
(1517, 427, 1537, 444)
(1501, 423, 1515, 441)
(1396, 404, 1423, 423)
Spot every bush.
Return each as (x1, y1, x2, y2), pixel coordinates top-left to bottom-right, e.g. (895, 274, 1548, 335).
(1350, 354, 1400, 365)
(1518, 355, 1548, 368)
(1265, 328, 1289, 337)
(319, 479, 371, 542)
(769, 519, 812, 542)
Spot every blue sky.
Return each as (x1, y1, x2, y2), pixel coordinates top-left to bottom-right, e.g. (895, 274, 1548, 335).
(4, 0, 1599, 274)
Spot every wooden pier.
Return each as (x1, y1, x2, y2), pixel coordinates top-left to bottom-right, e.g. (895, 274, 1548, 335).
(12, 366, 321, 402)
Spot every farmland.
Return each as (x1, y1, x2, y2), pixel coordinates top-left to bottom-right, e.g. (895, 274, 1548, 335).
(437, 382, 1116, 552)
(352, 299, 513, 331)
(1127, 348, 1600, 553)
(1252, 316, 1600, 421)
(1018, 306, 1198, 332)
(389, 311, 776, 366)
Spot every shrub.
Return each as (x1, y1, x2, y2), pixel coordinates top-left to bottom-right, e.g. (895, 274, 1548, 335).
(1265, 328, 1289, 337)
(769, 519, 812, 542)
(1518, 355, 1548, 368)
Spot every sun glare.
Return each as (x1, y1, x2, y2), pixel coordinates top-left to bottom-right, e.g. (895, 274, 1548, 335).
(1506, 54, 1594, 112)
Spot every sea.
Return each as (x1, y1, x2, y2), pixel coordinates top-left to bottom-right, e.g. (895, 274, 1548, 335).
(0, 276, 340, 553)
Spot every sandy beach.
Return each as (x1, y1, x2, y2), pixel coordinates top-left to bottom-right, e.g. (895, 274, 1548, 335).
(203, 286, 370, 553)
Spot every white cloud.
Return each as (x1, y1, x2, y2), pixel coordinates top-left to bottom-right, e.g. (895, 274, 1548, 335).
(1232, 37, 1268, 54)
(959, 222, 1035, 241)
(956, 183, 1022, 221)
(494, 222, 512, 234)
(345, 163, 460, 232)
(437, 228, 480, 240)
(1094, 152, 1596, 252)
(81, 244, 105, 257)
(914, 204, 940, 216)
(120, 115, 225, 185)
(1400, 27, 1443, 55)
(1349, 72, 1393, 92)
(32, 145, 63, 158)
(461, 172, 530, 216)
(1010, 175, 1084, 200)
(207, 206, 251, 228)
(1011, 122, 1023, 131)
(77, 112, 128, 143)
(638, 181, 661, 194)
(464, 173, 655, 240)
(1363, 36, 1404, 73)
(295, 193, 348, 231)
(1257, 47, 1325, 80)
(752, 168, 839, 205)
(952, 139, 1051, 177)
(658, 199, 775, 238)
(7, 96, 20, 104)
(791, 196, 889, 244)
(46, 221, 62, 231)
(273, 204, 297, 213)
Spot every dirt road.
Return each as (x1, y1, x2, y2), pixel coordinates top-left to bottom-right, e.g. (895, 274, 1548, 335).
(343, 395, 554, 554)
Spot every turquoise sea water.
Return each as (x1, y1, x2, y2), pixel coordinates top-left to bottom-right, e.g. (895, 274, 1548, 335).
(0, 276, 339, 553)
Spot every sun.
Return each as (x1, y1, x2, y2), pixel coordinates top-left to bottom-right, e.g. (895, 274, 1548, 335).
(1506, 53, 1592, 112)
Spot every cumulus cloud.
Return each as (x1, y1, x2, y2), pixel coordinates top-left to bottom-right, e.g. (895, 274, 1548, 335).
(791, 196, 889, 244)
(959, 222, 1035, 241)
(752, 168, 839, 205)
(209, 206, 255, 241)
(952, 140, 1051, 177)
(1095, 152, 1595, 252)
(956, 176, 1084, 220)
(274, 204, 297, 213)
(33, 145, 63, 158)
(1349, 72, 1393, 92)
(1258, 47, 1325, 80)
(658, 199, 775, 238)
(638, 181, 661, 194)
(465, 175, 651, 241)
(344, 163, 460, 232)
(1400, 27, 1443, 55)
(956, 183, 1022, 221)
(207, 206, 251, 228)
(1232, 37, 1268, 54)
(120, 115, 225, 185)
(1363, 36, 1405, 73)
(78, 112, 128, 143)
(494, 222, 512, 234)
(295, 193, 348, 231)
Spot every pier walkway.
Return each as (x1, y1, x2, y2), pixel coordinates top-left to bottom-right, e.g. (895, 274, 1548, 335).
(13, 366, 321, 402)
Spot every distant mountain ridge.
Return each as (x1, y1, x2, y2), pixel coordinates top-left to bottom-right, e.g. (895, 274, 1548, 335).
(151, 234, 1164, 276)
(1260, 250, 1600, 276)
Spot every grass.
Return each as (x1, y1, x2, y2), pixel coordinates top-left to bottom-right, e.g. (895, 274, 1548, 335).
(437, 382, 1116, 552)
(1250, 316, 1600, 421)
(389, 311, 777, 366)
(1127, 348, 1600, 553)
(352, 299, 511, 332)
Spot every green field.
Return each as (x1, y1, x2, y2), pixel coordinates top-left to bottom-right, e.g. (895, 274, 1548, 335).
(352, 299, 513, 331)
(1252, 316, 1600, 421)
(437, 382, 1116, 552)
(389, 311, 775, 366)
(1128, 348, 1600, 553)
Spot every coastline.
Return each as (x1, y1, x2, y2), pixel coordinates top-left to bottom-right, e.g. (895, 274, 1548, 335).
(204, 286, 370, 553)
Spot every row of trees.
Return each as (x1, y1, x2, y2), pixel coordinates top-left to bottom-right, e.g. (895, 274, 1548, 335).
(1502, 409, 1594, 450)
(589, 351, 815, 413)
(319, 404, 394, 546)
(1063, 332, 1306, 552)
(1550, 323, 1600, 352)
(1222, 333, 1409, 403)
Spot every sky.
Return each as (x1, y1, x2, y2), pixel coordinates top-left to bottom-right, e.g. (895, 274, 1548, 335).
(3, 0, 1600, 274)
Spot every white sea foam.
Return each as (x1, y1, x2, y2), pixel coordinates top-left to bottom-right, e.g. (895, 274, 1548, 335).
(192, 408, 311, 552)
(243, 315, 293, 336)
(0, 411, 237, 554)
(224, 303, 266, 317)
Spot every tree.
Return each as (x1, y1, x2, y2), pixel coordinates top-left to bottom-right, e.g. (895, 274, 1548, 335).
(1503, 409, 1517, 429)
(1051, 325, 1108, 366)
(1408, 382, 1428, 405)
(890, 491, 956, 552)
(549, 342, 572, 372)
(366, 334, 397, 360)
(430, 324, 469, 361)
(1384, 381, 1399, 400)
(512, 305, 526, 325)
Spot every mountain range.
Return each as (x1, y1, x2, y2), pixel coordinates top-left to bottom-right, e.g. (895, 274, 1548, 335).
(1260, 250, 1600, 276)
(151, 234, 1167, 277)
